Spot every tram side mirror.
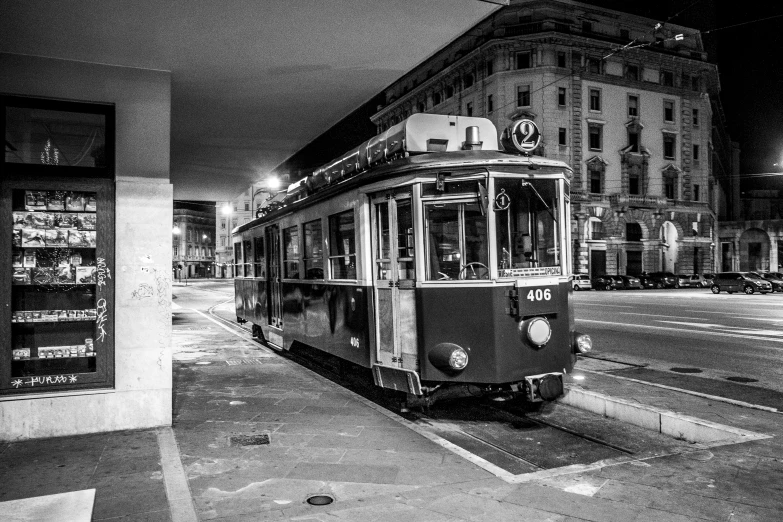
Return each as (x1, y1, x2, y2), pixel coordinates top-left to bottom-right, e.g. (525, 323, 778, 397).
(477, 183, 489, 216)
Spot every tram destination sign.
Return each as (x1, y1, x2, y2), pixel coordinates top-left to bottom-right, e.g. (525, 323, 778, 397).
(500, 267, 561, 278)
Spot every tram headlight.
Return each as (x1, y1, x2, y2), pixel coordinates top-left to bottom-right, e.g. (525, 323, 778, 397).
(428, 342, 469, 372)
(574, 332, 593, 354)
(519, 317, 551, 347)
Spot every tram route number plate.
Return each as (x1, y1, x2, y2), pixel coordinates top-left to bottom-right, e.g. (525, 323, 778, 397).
(516, 285, 559, 315)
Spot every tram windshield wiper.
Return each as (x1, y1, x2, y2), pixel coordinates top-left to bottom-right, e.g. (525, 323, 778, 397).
(521, 181, 556, 222)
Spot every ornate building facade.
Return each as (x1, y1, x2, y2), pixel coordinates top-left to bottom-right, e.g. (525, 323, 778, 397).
(173, 201, 216, 279)
(370, 0, 738, 277)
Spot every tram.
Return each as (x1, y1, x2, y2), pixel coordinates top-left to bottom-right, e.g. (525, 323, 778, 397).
(232, 114, 591, 407)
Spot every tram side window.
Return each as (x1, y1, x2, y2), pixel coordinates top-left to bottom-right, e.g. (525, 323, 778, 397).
(303, 219, 324, 279)
(243, 239, 252, 277)
(494, 178, 560, 272)
(425, 201, 488, 280)
(233, 242, 242, 278)
(283, 226, 300, 279)
(254, 236, 265, 278)
(329, 210, 357, 279)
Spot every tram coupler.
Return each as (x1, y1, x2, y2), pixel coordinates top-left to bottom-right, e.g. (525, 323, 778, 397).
(522, 373, 564, 402)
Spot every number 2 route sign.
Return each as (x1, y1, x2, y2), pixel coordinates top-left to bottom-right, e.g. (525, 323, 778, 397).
(507, 119, 541, 153)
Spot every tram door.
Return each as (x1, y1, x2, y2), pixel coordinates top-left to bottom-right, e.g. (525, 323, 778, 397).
(266, 225, 283, 329)
(371, 192, 418, 370)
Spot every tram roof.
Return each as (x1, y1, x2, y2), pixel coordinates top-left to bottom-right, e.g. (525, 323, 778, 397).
(233, 149, 572, 235)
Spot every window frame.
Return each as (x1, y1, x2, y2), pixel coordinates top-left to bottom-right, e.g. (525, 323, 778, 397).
(302, 219, 324, 280)
(328, 210, 357, 280)
(516, 84, 531, 108)
(663, 133, 676, 160)
(282, 225, 300, 280)
(588, 124, 603, 151)
(628, 94, 639, 117)
(589, 88, 602, 112)
(516, 51, 531, 70)
(558, 87, 567, 107)
(663, 100, 675, 123)
(558, 127, 567, 146)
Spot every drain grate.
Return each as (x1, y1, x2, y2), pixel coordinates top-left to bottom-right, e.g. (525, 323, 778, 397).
(726, 376, 759, 383)
(229, 434, 270, 446)
(226, 358, 265, 366)
(670, 367, 702, 373)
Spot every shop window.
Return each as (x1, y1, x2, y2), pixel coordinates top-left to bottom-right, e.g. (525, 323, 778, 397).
(589, 88, 601, 111)
(283, 226, 299, 279)
(588, 124, 603, 151)
(517, 85, 531, 107)
(558, 87, 566, 107)
(516, 51, 531, 69)
(664, 100, 675, 122)
(329, 210, 356, 279)
(303, 219, 324, 279)
(663, 134, 676, 159)
(628, 95, 638, 117)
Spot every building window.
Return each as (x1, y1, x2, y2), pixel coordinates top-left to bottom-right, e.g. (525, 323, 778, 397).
(620, 28, 630, 40)
(329, 210, 356, 279)
(486, 59, 494, 77)
(466, 101, 473, 116)
(433, 92, 441, 105)
(629, 167, 641, 195)
(232, 218, 237, 228)
(694, 184, 700, 201)
(464, 74, 474, 88)
(445, 85, 454, 99)
(487, 94, 494, 113)
(664, 100, 675, 122)
(517, 85, 531, 107)
(589, 88, 601, 111)
(693, 144, 700, 163)
(558, 87, 566, 106)
(589, 165, 602, 193)
(558, 127, 567, 146)
(661, 70, 674, 86)
(589, 219, 604, 240)
(628, 130, 639, 153)
(283, 225, 299, 279)
(664, 175, 676, 199)
(626, 223, 642, 242)
(582, 21, 592, 33)
(628, 95, 638, 117)
(303, 219, 324, 279)
(244, 201, 250, 211)
(692, 108, 699, 127)
(625, 64, 639, 81)
(221, 236, 226, 247)
(417, 102, 425, 113)
(516, 51, 531, 69)
(663, 134, 676, 159)
(587, 56, 602, 74)
(557, 51, 566, 68)
(588, 124, 602, 151)
(221, 219, 226, 230)
(173, 246, 178, 257)
(187, 245, 192, 256)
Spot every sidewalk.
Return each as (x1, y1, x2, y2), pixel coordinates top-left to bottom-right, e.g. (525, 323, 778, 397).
(2, 296, 782, 521)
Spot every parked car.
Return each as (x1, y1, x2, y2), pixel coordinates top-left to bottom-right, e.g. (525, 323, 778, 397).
(570, 274, 592, 291)
(677, 274, 708, 288)
(592, 274, 619, 291)
(675, 274, 691, 288)
(636, 272, 656, 289)
(619, 275, 643, 289)
(645, 271, 677, 289)
(703, 273, 716, 286)
(609, 275, 625, 289)
(711, 272, 773, 294)
(750, 271, 783, 292)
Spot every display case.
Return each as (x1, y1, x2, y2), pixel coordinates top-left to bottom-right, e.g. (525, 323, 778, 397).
(1, 95, 115, 394)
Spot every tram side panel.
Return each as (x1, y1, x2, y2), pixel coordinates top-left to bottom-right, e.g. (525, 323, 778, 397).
(276, 281, 372, 368)
(416, 281, 575, 384)
(235, 278, 267, 326)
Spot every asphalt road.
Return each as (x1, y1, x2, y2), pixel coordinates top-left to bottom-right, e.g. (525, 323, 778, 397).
(573, 287, 783, 396)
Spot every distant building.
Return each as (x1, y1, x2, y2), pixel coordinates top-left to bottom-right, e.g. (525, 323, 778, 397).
(215, 182, 279, 278)
(173, 200, 216, 279)
(718, 177, 783, 272)
(368, 0, 737, 277)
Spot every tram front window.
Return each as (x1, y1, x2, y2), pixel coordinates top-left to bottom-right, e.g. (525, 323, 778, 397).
(426, 202, 488, 280)
(494, 178, 560, 274)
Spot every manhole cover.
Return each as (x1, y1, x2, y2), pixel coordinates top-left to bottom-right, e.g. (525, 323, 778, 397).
(726, 376, 758, 383)
(229, 434, 270, 446)
(670, 368, 702, 373)
(306, 495, 334, 506)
